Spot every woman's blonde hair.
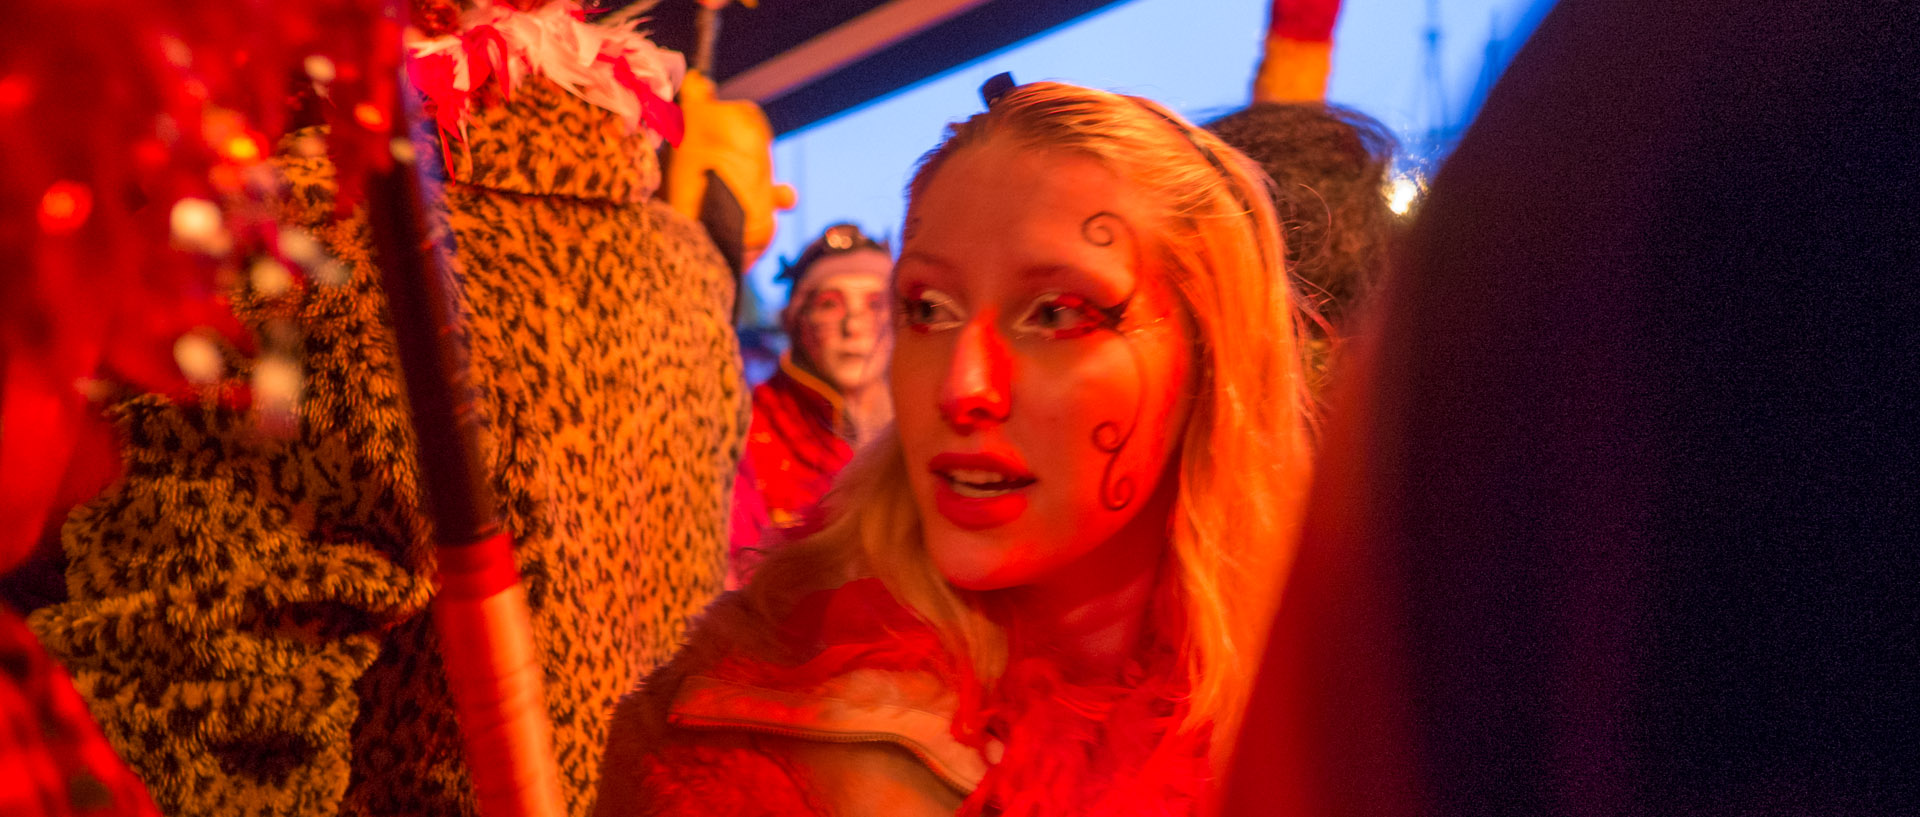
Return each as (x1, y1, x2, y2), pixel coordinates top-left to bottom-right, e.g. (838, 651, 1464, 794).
(743, 81, 1316, 743)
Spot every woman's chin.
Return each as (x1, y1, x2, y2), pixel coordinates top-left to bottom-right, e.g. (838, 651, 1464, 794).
(926, 537, 1027, 592)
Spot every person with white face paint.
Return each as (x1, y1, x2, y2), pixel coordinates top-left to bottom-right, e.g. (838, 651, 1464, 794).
(729, 223, 894, 585)
(602, 79, 1317, 817)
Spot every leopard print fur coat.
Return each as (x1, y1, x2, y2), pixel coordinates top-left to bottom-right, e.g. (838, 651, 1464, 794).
(28, 75, 748, 817)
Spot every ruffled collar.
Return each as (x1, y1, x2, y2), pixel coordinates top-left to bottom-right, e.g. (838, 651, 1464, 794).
(683, 579, 1211, 815)
(769, 352, 852, 439)
(962, 607, 1209, 817)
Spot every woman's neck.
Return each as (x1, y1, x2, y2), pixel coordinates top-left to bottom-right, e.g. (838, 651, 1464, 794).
(1002, 479, 1176, 679)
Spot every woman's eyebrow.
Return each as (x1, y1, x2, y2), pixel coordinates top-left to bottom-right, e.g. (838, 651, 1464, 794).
(1019, 263, 1132, 293)
(895, 249, 956, 271)
(1019, 263, 1093, 280)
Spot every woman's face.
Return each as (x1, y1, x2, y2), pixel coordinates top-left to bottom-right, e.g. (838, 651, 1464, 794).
(892, 141, 1195, 591)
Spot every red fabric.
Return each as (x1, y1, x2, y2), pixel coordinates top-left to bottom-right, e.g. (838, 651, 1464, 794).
(1269, 0, 1341, 42)
(700, 579, 1210, 816)
(630, 735, 830, 817)
(0, 607, 161, 817)
(596, 52, 685, 146)
(728, 363, 852, 578)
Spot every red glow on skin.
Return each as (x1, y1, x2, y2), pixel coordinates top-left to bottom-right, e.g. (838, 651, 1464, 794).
(930, 451, 1033, 530)
(38, 181, 93, 234)
(935, 320, 1014, 435)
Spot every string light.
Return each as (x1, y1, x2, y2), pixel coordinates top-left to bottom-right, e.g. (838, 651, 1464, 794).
(1388, 175, 1422, 216)
(37, 180, 93, 234)
(278, 227, 324, 267)
(354, 102, 388, 130)
(250, 257, 294, 296)
(170, 197, 230, 255)
(304, 55, 337, 84)
(173, 333, 224, 384)
(224, 134, 263, 162)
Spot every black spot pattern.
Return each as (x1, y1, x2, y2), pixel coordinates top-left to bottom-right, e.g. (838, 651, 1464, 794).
(29, 75, 747, 817)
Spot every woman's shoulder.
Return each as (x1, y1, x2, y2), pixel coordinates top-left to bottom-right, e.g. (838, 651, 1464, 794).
(596, 581, 983, 816)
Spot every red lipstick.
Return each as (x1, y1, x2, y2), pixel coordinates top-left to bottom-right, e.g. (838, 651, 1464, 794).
(929, 451, 1036, 530)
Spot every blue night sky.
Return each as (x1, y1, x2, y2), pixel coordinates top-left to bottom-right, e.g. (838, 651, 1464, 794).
(744, 0, 1555, 316)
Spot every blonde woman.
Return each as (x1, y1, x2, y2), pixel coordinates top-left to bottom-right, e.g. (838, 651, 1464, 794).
(596, 79, 1317, 816)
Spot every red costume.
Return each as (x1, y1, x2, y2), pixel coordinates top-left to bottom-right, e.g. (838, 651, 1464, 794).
(729, 355, 854, 581)
(596, 579, 1207, 816)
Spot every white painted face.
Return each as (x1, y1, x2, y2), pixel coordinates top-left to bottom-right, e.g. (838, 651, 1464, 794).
(790, 248, 894, 392)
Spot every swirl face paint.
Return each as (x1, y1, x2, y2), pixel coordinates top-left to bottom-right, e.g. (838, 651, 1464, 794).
(892, 142, 1194, 593)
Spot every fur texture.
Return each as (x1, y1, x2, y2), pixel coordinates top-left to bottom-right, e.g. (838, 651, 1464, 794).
(29, 75, 747, 817)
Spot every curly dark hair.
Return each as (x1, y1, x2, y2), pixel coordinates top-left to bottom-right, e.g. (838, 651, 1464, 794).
(1206, 103, 1398, 332)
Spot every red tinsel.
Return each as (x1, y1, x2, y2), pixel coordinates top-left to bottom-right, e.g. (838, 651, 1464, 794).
(0, 0, 402, 569)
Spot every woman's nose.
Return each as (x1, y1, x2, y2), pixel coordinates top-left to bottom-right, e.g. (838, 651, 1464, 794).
(937, 320, 1012, 433)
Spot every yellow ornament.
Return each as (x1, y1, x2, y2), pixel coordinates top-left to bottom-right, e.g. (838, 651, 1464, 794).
(667, 70, 794, 271)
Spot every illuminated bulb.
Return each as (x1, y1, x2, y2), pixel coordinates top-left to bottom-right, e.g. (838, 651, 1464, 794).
(313, 259, 350, 286)
(1388, 177, 1420, 216)
(170, 198, 230, 255)
(173, 334, 224, 384)
(389, 136, 416, 164)
(279, 228, 324, 266)
(354, 102, 388, 130)
(225, 134, 262, 162)
(304, 55, 337, 84)
(159, 36, 192, 68)
(38, 180, 93, 234)
(252, 354, 303, 434)
(250, 258, 294, 296)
